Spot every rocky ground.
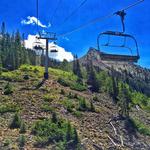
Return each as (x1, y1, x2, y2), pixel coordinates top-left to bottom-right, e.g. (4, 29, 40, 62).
(0, 66, 150, 150)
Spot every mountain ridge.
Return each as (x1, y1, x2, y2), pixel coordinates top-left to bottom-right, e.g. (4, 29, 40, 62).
(79, 47, 150, 96)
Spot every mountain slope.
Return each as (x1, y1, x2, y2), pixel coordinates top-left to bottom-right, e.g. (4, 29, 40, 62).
(79, 47, 150, 96)
(0, 65, 150, 150)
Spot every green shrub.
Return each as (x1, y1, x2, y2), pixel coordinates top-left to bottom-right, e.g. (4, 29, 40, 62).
(23, 74, 29, 80)
(67, 92, 78, 99)
(18, 135, 26, 147)
(67, 92, 74, 99)
(131, 118, 150, 136)
(20, 121, 26, 133)
(43, 94, 55, 102)
(58, 77, 87, 92)
(90, 101, 96, 112)
(66, 121, 73, 141)
(19, 65, 43, 78)
(131, 92, 150, 111)
(70, 83, 87, 91)
(41, 104, 54, 112)
(78, 98, 88, 111)
(73, 128, 80, 145)
(55, 141, 66, 150)
(93, 96, 99, 102)
(19, 65, 31, 72)
(1, 71, 22, 82)
(74, 93, 78, 99)
(58, 78, 70, 87)
(32, 119, 66, 145)
(73, 111, 82, 118)
(34, 68, 39, 73)
(32, 118, 80, 148)
(49, 68, 77, 81)
(62, 99, 74, 113)
(10, 113, 21, 129)
(52, 112, 58, 123)
(3, 139, 11, 146)
(4, 82, 13, 95)
(0, 67, 2, 75)
(34, 136, 48, 146)
(60, 89, 65, 95)
(0, 103, 19, 114)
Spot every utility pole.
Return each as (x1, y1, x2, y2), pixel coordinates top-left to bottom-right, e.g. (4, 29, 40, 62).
(38, 32, 57, 79)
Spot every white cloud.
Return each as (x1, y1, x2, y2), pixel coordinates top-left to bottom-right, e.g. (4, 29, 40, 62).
(62, 36, 70, 41)
(48, 22, 52, 28)
(21, 16, 51, 28)
(24, 34, 73, 62)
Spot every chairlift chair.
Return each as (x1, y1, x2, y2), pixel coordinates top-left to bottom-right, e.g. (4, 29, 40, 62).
(33, 35, 45, 50)
(50, 49, 58, 53)
(50, 45, 58, 53)
(97, 31, 140, 63)
(33, 41, 44, 50)
(97, 10, 140, 63)
(32, 37, 45, 56)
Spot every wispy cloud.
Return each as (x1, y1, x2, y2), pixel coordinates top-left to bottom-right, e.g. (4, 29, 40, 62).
(62, 36, 70, 41)
(21, 16, 51, 28)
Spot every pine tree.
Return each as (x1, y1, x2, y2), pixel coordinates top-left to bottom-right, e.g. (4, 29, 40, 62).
(66, 121, 72, 142)
(90, 100, 95, 112)
(3, 33, 12, 69)
(1, 22, 5, 35)
(10, 113, 21, 129)
(20, 121, 26, 133)
(73, 55, 82, 82)
(73, 55, 77, 74)
(0, 22, 6, 67)
(52, 112, 58, 123)
(60, 59, 70, 71)
(118, 83, 131, 118)
(14, 30, 21, 69)
(18, 135, 26, 147)
(0, 56, 2, 75)
(73, 128, 79, 145)
(111, 68, 119, 103)
(87, 60, 99, 92)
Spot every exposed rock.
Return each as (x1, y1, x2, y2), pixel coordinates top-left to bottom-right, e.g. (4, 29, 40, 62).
(79, 47, 150, 96)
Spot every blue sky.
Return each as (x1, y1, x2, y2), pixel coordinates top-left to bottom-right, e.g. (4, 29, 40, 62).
(0, 0, 149, 68)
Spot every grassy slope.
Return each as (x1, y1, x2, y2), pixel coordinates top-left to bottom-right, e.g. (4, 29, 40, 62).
(0, 65, 150, 150)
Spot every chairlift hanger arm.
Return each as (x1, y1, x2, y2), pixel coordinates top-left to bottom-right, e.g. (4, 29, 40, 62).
(114, 0, 144, 33)
(115, 10, 126, 32)
(37, 32, 57, 40)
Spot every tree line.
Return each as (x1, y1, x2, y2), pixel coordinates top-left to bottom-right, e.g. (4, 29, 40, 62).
(0, 22, 37, 71)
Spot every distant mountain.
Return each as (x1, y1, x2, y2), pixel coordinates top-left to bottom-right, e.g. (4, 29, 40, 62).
(79, 47, 150, 96)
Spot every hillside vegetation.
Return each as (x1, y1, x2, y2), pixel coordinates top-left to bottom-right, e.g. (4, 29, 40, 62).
(0, 64, 150, 150)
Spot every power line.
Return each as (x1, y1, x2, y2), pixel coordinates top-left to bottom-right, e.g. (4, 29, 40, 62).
(36, 0, 39, 32)
(121, 0, 144, 11)
(59, 0, 88, 28)
(50, 0, 62, 26)
(58, 13, 113, 37)
(58, 0, 144, 37)
(58, 14, 113, 37)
